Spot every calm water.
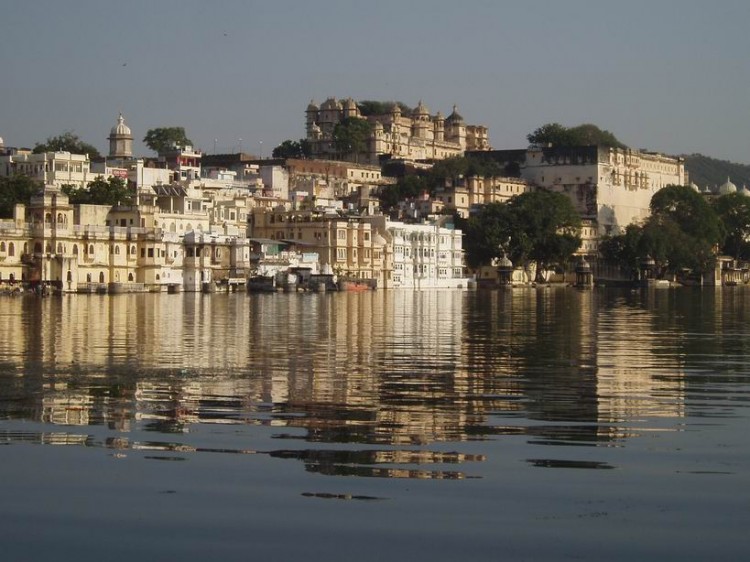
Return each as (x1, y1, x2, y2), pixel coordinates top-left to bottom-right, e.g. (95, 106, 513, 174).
(1, 288, 749, 560)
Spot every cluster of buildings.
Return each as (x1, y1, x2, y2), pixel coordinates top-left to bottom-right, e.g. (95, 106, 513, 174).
(0, 97, 705, 293)
(0, 109, 466, 293)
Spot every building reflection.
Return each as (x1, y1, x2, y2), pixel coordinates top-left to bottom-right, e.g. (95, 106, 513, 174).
(0, 287, 701, 477)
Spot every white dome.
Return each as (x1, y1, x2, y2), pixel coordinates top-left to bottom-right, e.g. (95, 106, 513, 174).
(718, 177, 737, 195)
(110, 113, 131, 137)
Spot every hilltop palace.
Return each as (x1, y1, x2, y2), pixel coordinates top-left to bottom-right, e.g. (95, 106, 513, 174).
(306, 98, 490, 164)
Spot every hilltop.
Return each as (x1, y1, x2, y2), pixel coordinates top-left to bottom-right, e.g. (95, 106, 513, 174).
(683, 154, 750, 190)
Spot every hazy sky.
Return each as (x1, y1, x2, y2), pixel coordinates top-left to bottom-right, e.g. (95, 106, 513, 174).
(2, 0, 749, 163)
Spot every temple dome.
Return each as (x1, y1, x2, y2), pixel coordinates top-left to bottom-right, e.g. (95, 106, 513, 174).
(718, 177, 737, 195)
(306, 100, 319, 112)
(110, 113, 131, 137)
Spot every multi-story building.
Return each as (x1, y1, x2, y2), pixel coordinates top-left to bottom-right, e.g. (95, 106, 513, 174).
(249, 207, 382, 283)
(306, 98, 490, 164)
(469, 146, 688, 235)
(364, 216, 466, 289)
(434, 175, 529, 218)
(1, 150, 95, 189)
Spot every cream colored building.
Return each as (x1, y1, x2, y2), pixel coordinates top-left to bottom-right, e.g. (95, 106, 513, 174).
(434, 175, 529, 218)
(473, 146, 688, 235)
(306, 98, 490, 164)
(1, 150, 95, 188)
(249, 207, 383, 284)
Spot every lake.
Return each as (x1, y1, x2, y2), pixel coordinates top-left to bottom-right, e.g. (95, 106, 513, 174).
(1, 287, 748, 561)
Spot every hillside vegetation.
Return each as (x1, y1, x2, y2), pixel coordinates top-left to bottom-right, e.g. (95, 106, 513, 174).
(683, 154, 750, 191)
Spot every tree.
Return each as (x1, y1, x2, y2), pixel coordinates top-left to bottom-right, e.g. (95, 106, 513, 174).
(33, 131, 101, 158)
(713, 192, 750, 260)
(62, 176, 133, 206)
(509, 190, 582, 280)
(272, 139, 311, 159)
(463, 190, 582, 280)
(643, 185, 723, 274)
(332, 117, 373, 162)
(598, 224, 644, 280)
(527, 123, 626, 149)
(143, 127, 193, 155)
(0, 175, 42, 217)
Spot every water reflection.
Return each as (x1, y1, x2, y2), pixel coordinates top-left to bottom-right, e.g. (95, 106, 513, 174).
(1, 287, 749, 478)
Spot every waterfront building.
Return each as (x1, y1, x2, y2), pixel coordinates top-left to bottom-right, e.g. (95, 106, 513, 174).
(249, 207, 381, 283)
(469, 146, 688, 235)
(364, 216, 467, 289)
(306, 98, 490, 164)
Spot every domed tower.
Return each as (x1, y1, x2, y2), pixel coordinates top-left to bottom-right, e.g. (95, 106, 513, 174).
(445, 105, 466, 149)
(411, 100, 430, 139)
(108, 113, 133, 158)
(343, 97, 359, 119)
(433, 111, 445, 142)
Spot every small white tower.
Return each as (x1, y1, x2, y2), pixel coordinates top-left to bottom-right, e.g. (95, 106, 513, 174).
(108, 113, 133, 158)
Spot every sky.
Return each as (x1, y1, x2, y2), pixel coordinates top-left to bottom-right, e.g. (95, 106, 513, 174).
(1, 0, 749, 163)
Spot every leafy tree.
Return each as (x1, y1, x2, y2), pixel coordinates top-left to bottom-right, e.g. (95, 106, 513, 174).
(527, 123, 626, 148)
(143, 127, 193, 155)
(713, 192, 750, 260)
(62, 176, 133, 206)
(332, 117, 373, 162)
(509, 190, 582, 280)
(598, 224, 644, 280)
(272, 138, 311, 159)
(33, 131, 101, 158)
(642, 184, 723, 274)
(0, 175, 42, 217)
(357, 100, 412, 116)
(527, 123, 571, 147)
(464, 190, 582, 280)
(378, 175, 427, 212)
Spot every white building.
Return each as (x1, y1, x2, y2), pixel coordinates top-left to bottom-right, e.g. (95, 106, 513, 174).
(365, 216, 467, 289)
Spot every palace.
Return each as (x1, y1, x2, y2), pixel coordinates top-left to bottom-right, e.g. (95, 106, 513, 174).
(305, 98, 490, 164)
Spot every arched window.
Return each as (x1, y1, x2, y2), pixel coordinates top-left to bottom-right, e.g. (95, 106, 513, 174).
(57, 213, 63, 224)
(57, 243, 63, 254)
(9, 273, 15, 283)
(73, 245, 78, 255)
(99, 272, 105, 283)
(128, 273, 134, 281)
(45, 213, 52, 224)
(130, 245, 136, 255)
(86, 273, 91, 282)
(0, 242, 5, 252)
(34, 242, 42, 253)
(114, 246, 120, 255)
(89, 244, 94, 254)
(8, 242, 14, 256)
(45, 243, 52, 253)
(67, 271, 72, 282)
(156, 274, 160, 281)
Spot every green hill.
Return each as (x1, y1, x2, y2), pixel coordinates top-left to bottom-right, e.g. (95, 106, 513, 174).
(683, 154, 750, 191)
